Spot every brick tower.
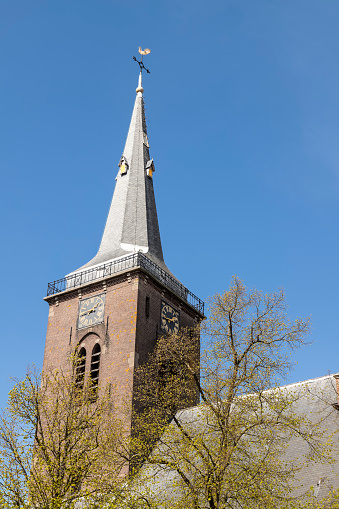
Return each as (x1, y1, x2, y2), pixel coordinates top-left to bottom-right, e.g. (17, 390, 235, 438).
(43, 68, 204, 432)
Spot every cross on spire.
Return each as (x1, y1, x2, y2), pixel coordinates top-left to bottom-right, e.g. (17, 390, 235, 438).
(133, 46, 151, 74)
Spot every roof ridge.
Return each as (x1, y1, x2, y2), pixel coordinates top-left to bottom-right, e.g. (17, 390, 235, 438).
(278, 372, 338, 391)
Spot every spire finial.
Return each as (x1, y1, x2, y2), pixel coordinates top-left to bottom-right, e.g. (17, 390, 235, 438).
(133, 47, 151, 76)
(136, 72, 143, 95)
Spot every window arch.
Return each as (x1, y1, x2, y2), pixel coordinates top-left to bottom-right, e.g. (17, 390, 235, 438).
(90, 343, 101, 398)
(75, 347, 86, 389)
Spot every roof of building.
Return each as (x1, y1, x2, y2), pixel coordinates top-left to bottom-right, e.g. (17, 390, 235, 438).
(135, 374, 339, 506)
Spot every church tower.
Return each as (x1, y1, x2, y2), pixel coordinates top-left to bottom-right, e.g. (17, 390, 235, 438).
(43, 62, 204, 432)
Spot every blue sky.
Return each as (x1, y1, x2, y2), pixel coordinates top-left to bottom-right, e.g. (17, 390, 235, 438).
(1, 0, 339, 408)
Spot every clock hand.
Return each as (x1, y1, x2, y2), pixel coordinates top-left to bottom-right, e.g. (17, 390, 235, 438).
(88, 302, 100, 313)
(80, 301, 101, 317)
(81, 307, 95, 316)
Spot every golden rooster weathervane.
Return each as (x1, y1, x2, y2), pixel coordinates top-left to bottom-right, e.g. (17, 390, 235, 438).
(133, 47, 151, 74)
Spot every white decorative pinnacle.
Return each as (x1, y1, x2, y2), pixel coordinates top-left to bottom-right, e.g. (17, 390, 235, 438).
(136, 72, 144, 95)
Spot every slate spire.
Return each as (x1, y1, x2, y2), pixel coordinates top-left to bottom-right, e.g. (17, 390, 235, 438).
(77, 72, 166, 272)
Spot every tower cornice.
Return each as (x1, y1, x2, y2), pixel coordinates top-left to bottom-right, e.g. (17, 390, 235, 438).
(45, 252, 205, 317)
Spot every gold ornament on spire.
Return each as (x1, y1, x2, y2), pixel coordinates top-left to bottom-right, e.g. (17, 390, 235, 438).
(133, 47, 151, 74)
(138, 47, 151, 56)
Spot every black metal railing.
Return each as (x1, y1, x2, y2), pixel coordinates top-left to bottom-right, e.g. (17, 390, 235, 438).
(47, 252, 204, 314)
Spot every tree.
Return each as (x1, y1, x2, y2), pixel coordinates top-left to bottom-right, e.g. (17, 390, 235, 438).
(132, 276, 333, 509)
(0, 278, 336, 509)
(0, 364, 132, 509)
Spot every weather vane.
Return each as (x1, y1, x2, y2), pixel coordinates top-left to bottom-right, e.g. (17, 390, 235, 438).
(133, 47, 151, 74)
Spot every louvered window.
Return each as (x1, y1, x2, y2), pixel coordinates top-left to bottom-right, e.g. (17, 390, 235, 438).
(75, 347, 86, 389)
(90, 343, 101, 397)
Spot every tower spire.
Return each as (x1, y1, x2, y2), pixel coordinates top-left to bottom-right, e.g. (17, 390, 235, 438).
(73, 50, 167, 274)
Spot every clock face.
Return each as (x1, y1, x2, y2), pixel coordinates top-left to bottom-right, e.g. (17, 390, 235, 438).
(78, 294, 106, 329)
(161, 301, 180, 334)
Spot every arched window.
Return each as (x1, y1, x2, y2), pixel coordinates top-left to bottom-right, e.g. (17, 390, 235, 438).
(90, 343, 101, 398)
(75, 347, 86, 389)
